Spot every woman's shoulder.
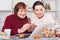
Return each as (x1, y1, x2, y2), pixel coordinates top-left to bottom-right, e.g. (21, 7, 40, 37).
(6, 14, 14, 19)
(44, 13, 52, 17)
(44, 13, 50, 15)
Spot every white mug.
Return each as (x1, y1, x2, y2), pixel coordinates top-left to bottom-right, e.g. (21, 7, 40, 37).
(4, 29, 11, 36)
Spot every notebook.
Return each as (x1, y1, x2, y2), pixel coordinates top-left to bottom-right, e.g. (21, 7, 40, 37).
(29, 23, 55, 38)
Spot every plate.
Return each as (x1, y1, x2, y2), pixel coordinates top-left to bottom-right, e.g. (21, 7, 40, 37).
(16, 33, 31, 38)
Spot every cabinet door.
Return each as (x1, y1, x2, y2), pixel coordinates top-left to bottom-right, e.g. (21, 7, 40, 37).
(0, 0, 12, 10)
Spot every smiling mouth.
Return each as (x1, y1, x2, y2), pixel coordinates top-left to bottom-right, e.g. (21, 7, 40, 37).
(21, 15, 25, 17)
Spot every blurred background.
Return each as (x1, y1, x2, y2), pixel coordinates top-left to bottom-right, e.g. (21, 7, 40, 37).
(0, 0, 60, 31)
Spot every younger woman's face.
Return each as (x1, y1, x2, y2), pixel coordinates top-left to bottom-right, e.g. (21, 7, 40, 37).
(34, 5, 44, 18)
(17, 8, 27, 18)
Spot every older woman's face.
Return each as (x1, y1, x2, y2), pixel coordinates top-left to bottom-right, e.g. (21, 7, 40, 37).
(34, 5, 44, 18)
(17, 8, 27, 18)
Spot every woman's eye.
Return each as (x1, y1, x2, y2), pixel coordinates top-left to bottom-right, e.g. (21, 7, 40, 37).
(35, 9, 38, 11)
(40, 9, 43, 11)
(19, 10, 22, 12)
(24, 10, 26, 12)
(19, 9, 26, 12)
(20, 11, 22, 12)
(35, 9, 43, 11)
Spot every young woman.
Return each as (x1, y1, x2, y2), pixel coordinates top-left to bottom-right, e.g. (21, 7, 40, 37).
(30, 1, 55, 31)
(29, 1, 56, 38)
(2, 2, 32, 36)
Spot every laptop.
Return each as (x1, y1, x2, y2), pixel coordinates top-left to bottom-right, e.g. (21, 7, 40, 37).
(29, 23, 55, 38)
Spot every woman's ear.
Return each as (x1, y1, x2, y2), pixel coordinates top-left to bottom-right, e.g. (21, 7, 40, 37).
(43, 8, 45, 13)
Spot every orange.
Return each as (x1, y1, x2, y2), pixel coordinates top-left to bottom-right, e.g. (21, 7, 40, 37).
(19, 34, 24, 38)
(33, 35, 41, 39)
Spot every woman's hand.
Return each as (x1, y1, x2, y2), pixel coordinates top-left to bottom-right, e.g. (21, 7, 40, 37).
(18, 23, 31, 33)
(27, 23, 37, 32)
(22, 23, 31, 31)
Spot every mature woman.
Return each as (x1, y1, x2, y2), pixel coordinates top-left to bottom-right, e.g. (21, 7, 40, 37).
(30, 1, 55, 28)
(2, 2, 31, 36)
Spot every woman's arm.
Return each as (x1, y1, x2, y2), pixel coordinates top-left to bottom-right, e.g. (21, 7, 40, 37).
(2, 16, 12, 32)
